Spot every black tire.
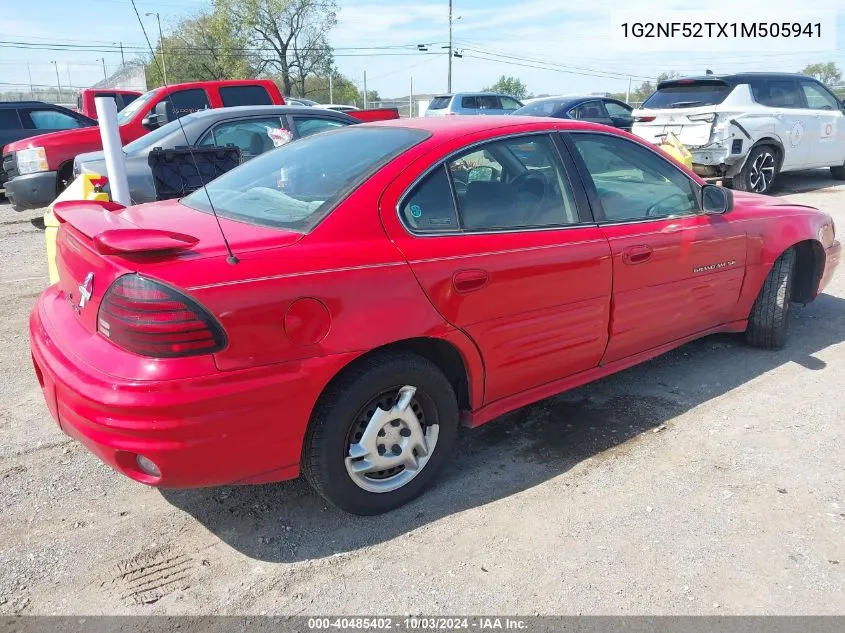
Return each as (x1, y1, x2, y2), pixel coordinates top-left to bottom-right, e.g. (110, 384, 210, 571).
(745, 248, 796, 349)
(302, 352, 459, 515)
(831, 163, 845, 180)
(733, 145, 779, 194)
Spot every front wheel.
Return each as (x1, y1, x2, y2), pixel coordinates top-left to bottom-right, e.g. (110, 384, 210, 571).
(734, 145, 778, 194)
(302, 352, 459, 515)
(746, 248, 795, 349)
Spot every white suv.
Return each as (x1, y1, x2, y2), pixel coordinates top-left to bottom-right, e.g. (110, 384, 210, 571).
(632, 73, 845, 194)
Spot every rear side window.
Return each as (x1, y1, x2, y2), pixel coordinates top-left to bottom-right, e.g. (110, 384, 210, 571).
(220, 85, 273, 107)
(0, 110, 22, 130)
(478, 95, 501, 110)
(643, 81, 733, 109)
(293, 117, 349, 138)
(461, 96, 479, 109)
(751, 80, 804, 108)
(515, 99, 568, 116)
(401, 166, 459, 232)
(168, 89, 211, 118)
(427, 96, 452, 110)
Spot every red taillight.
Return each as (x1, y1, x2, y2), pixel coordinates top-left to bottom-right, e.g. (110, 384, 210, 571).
(634, 115, 656, 123)
(97, 274, 226, 358)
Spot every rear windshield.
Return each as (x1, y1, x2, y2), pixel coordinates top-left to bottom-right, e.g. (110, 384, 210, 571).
(427, 96, 452, 110)
(642, 81, 733, 109)
(514, 99, 569, 116)
(182, 126, 430, 233)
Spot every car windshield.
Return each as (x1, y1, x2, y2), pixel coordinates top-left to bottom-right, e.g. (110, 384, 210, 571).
(182, 126, 429, 233)
(642, 81, 733, 109)
(513, 99, 570, 116)
(116, 88, 160, 125)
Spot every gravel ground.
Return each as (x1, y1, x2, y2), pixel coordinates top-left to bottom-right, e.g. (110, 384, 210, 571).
(0, 171, 843, 615)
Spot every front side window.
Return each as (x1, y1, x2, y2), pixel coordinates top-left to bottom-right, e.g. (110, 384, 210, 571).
(402, 135, 580, 232)
(799, 81, 839, 110)
(571, 133, 698, 222)
(116, 88, 159, 125)
(167, 89, 211, 118)
(26, 109, 84, 130)
(293, 117, 349, 138)
(478, 95, 501, 110)
(569, 101, 607, 120)
(752, 80, 804, 108)
(183, 127, 429, 232)
(199, 117, 287, 159)
(604, 101, 632, 118)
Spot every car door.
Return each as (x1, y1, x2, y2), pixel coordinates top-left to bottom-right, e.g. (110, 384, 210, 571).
(569, 100, 615, 127)
(750, 78, 812, 170)
(798, 79, 845, 168)
(198, 116, 289, 161)
(381, 132, 612, 404)
(603, 100, 634, 131)
(563, 131, 747, 364)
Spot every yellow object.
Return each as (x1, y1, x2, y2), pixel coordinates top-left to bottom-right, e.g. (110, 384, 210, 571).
(44, 173, 110, 285)
(656, 132, 694, 170)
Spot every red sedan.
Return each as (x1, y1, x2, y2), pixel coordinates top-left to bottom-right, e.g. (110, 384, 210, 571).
(30, 117, 840, 515)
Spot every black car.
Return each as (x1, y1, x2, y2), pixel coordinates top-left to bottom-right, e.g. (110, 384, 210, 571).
(513, 96, 634, 131)
(1, 101, 95, 191)
(73, 105, 357, 204)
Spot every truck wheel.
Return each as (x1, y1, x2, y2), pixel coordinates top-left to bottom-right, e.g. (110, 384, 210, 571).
(302, 352, 459, 515)
(734, 145, 778, 194)
(57, 162, 75, 194)
(746, 248, 795, 350)
(831, 163, 845, 180)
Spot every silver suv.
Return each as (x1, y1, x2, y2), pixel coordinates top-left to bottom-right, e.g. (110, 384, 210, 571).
(424, 92, 523, 116)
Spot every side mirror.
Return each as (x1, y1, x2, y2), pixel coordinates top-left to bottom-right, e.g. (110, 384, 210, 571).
(701, 184, 731, 214)
(142, 102, 172, 130)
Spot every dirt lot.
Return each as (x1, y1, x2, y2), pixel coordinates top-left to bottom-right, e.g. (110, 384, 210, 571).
(1, 172, 844, 616)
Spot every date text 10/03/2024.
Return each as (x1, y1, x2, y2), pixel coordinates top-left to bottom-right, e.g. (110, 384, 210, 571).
(307, 618, 529, 630)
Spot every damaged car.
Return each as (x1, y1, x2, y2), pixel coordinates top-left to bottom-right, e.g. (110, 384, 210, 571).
(632, 72, 845, 194)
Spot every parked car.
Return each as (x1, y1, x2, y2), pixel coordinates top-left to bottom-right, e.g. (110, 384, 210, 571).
(72, 106, 358, 204)
(0, 102, 96, 192)
(631, 72, 845, 194)
(424, 92, 523, 116)
(76, 89, 142, 119)
(2, 79, 284, 211)
(316, 104, 360, 112)
(284, 97, 318, 107)
(30, 118, 839, 515)
(513, 96, 633, 130)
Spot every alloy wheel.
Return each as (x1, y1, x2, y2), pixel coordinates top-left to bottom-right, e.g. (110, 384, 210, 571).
(749, 151, 776, 193)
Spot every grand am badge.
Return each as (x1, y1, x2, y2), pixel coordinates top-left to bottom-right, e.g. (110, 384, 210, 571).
(693, 260, 736, 274)
(76, 272, 94, 311)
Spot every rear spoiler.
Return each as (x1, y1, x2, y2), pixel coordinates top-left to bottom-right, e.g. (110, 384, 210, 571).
(348, 108, 401, 122)
(53, 200, 198, 255)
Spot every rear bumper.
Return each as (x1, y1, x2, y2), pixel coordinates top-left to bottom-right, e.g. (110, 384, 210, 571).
(29, 287, 353, 488)
(5, 171, 57, 210)
(819, 240, 841, 295)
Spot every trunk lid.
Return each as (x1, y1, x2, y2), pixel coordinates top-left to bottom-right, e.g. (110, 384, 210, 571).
(54, 199, 304, 335)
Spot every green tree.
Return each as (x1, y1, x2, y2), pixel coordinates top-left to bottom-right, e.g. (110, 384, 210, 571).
(222, 0, 338, 96)
(801, 62, 842, 86)
(483, 75, 529, 100)
(145, 4, 254, 86)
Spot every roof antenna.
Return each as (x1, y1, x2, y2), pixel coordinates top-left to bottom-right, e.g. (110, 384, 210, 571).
(130, 0, 239, 264)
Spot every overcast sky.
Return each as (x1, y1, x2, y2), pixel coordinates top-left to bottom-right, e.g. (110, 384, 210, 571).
(1, 0, 843, 99)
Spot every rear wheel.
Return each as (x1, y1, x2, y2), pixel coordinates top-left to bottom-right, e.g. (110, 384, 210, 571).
(734, 145, 778, 194)
(746, 248, 795, 349)
(302, 352, 459, 515)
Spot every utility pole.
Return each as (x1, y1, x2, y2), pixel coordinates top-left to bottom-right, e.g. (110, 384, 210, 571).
(99, 58, 108, 81)
(146, 13, 167, 84)
(50, 61, 62, 103)
(329, 74, 333, 104)
(66, 64, 73, 91)
(363, 71, 368, 109)
(447, 0, 452, 93)
(409, 76, 413, 118)
(626, 76, 632, 104)
(26, 63, 34, 99)
(119, 42, 125, 66)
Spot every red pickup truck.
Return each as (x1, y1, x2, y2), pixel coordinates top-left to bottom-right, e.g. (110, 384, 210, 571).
(3, 79, 284, 210)
(76, 89, 142, 119)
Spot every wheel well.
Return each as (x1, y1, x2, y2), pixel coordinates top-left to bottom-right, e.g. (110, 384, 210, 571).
(326, 338, 472, 411)
(56, 161, 74, 193)
(791, 240, 825, 303)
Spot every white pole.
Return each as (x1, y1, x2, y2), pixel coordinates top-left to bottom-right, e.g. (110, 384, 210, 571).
(409, 76, 413, 118)
(363, 71, 368, 109)
(329, 75, 333, 104)
(95, 96, 131, 207)
(626, 76, 632, 104)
